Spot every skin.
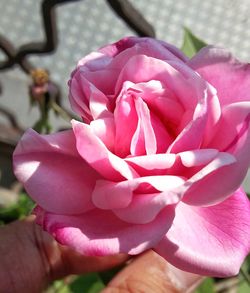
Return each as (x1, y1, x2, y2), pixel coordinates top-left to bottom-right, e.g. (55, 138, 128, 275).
(0, 216, 202, 293)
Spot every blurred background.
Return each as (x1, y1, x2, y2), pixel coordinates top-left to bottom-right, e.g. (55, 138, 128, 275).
(0, 0, 250, 292)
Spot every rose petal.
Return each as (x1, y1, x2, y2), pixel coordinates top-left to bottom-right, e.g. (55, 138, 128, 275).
(69, 72, 111, 120)
(209, 102, 250, 152)
(77, 51, 112, 71)
(125, 153, 176, 176)
(90, 117, 115, 152)
(180, 152, 237, 206)
(178, 149, 219, 167)
(93, 175, 184, 212)
(72, 120, 138, 181)
(113, 192, 178, 224)
(115, 55, 199, 110)
(13, 129, 99, 214)
(35, 205, 175, 256)
(131, 97, 157, 155)
(114, 88, 138, 157)
(92, 180, 136, 209)
(112, 176, 184, 224)
(99, 36, 188, 62)
(188, 46, 250, 105)
(154, 189, 250, 277)
(167, 92, 208, 153)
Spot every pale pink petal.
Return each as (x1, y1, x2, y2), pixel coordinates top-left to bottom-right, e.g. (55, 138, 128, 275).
(68, 72, 92, 121)
(151, 110, 173, 153)
(34, 205, 175, 256)
(115, 55, 200, 110)
(183, 103, 250, 205)
(178, 149, 218, 167)
(125, 154, 176, 172)
(209, 102, 250, 152)
(93, 175, 184, 212)
(154, 189, 250, 277)
(92, 180, 136, 209)
(77, 51, 112, 71)
(130, 113, 145, 156)
(113, 192, 178, 224)
(81, 68, 118, 96)
(72, 120, 138, 181)
(167, 94, 208, 153)
(112, 176, 184, 224)
(188, 46, 250, 105)
(90, 117, 115, 152)
(69, 71, 111, 120)
(13, 129, 99, 214)
(132, 97, 157, 155)
(180, 152, 238, 206)
(113, 88, 138, 157)
(99, 36, 188, 62)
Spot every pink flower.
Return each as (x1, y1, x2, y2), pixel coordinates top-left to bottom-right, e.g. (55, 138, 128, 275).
(13, 37, 250, 277)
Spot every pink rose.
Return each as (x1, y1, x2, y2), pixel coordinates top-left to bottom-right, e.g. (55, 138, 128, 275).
(13, 37, 250, 277)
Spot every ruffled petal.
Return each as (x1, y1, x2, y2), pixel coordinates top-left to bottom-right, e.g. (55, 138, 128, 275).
(209, 102, 250, 153)
(69, 71, 111, 121)
(34, 205, 175, 256)
(130, 97, 157, 155)
(188, 46, 250, 105)
(154, 189, 250, 277)
(72, 120, 138, 181)
(167, 92, 208, 153)
(125, 153, 176, 176)
(99, 36, 188, 62)
(92, 175, 184, 212)
(115, 55, 200, 110)
(180, 152, 237, 206)
(13, 129, 99, 214)
(90, 117, 115, 152)
(114, 87, 138, 157)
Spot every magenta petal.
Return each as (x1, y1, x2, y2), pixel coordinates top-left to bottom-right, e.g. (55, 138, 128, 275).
(188, 46, 250, 105)
(35, 205, 175, 256)
(72, 120, 138, 181)
(13, 129, 99, 214)
(154, 189, 250, 277)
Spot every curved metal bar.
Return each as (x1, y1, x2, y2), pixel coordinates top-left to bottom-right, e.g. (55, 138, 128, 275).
(106, 0, 155, 37)
(0, 0, 81, 73)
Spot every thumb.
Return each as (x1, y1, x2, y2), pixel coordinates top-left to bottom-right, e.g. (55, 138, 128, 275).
(102, 250, 203, 293)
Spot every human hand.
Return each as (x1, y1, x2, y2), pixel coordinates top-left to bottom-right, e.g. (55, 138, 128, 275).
(0, 216, 202, 293)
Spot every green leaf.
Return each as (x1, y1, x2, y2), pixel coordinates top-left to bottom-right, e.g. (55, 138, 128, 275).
(0, 192, 34, 224)
(195, 278, 215, 293)
(239, 281, 250, 293)
(69, 273, 105, 293)
(99, 264, 124, 285)
(181, 27, 207, 58)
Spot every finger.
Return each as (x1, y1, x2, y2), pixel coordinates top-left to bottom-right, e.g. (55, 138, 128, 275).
(102, 250, 203, 293)
(59, 246, 129, 275)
